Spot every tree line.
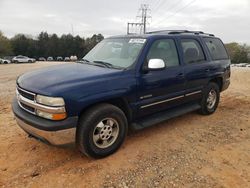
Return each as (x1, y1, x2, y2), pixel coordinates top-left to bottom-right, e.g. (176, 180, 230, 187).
(224, 43, 250, 64)
(0, 31, 250, 63)
(0, 31, 104, 59)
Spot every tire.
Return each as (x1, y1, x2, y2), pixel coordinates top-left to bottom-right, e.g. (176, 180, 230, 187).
(4, 61, 8, 64)
(76, 103, 128, 158)
(28, 60, 32, 63)
(199, 82, 220, 115)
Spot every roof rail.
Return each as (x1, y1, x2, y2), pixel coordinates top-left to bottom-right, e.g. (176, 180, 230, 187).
(146, 30, 189, 34)
(146, 30, 215, 37)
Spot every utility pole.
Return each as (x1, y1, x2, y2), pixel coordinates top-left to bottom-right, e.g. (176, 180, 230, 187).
(127, 4, 151, 35)
(71, 24, 74, 36)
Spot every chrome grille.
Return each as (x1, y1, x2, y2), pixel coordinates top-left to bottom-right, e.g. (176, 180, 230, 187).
(16, 86, 36, 114)
(17, 87, 35, 100)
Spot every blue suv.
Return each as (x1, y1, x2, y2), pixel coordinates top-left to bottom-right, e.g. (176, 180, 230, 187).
(12, 30, 231, 158)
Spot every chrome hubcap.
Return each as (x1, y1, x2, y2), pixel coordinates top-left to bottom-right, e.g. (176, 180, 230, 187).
(93, 118, 119, 149)
(207, 89, 217, 109)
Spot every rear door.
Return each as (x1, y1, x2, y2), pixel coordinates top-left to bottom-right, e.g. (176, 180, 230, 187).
(136, 38, 186, 117)
(179, 37, 211, 101)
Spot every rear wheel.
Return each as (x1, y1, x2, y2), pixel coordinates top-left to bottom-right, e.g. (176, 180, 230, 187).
(76, 103, 128, 158)
(199, 82, 220, 115)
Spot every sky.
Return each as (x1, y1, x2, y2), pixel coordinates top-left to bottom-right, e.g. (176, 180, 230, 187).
(0, 0, 249, 43)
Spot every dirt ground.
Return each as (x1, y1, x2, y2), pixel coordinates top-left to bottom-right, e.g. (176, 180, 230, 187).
(0, 62, 249, 188)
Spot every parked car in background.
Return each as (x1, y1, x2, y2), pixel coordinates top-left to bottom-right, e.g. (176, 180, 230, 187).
(246, 64, 250, 68)
(47, 57, 54, 61)
(38, 57, 46, 61)
(12, 55, 36, 63)
(56, 56, 63, 61)
(0, 58, 11, 64)
(64, 57, 70, 61)
(70, 55, 78, 61)
(237, 63, 248, 67)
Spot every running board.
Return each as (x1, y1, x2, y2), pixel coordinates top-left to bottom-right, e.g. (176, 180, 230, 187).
(131, 103, 201, 130)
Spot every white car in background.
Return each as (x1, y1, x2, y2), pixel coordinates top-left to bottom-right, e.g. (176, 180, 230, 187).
(12, 55, 36, 63)
(246, 64, 250, 68)
(0, 58, 11, 64)
(70, 55, 78, 61)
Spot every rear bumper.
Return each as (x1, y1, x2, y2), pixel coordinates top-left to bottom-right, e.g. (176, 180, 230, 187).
(12, 98, 78, 145)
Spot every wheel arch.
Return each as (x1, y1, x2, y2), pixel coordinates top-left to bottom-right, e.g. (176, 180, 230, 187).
(78, 97, 133, 123)
(209, 77, 223, 91)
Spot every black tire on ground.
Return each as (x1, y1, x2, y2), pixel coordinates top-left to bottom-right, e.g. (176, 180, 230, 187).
(76, 103, 128, 158)
(199, 82, 220, 115)
(4, 61, 8, 64)
(28, 60, 32, 63)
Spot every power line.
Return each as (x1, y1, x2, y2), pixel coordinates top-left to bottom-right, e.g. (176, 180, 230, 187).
(151, 0, 183, 26)
(151, 0, 196, 27)
(167, 0, 196, 19)
(152, 0, 169, 14)
(150, 0, 163, 11)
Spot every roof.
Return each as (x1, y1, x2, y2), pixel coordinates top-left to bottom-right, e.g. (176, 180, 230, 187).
(109, 30, 215, 39)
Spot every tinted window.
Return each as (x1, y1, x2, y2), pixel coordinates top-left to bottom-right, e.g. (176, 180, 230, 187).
(204, 38, 228, 60)
(181, 39, 206, 64)
(147, 39, 179, 67)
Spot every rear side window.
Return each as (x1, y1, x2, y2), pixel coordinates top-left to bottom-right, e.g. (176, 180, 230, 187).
(181, 39, 206, 64)
(204, 38, 228, 60)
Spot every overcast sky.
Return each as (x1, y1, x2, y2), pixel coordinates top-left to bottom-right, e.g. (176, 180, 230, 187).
(0, 0, 249, 43)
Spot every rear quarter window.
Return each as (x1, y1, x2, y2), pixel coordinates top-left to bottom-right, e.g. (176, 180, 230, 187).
(204, 38, 229, 60)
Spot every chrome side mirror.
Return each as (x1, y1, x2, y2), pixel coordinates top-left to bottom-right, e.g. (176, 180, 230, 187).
(148, 59, 165, 70)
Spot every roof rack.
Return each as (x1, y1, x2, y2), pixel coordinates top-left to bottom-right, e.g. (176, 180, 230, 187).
(146, 30, 215, 37)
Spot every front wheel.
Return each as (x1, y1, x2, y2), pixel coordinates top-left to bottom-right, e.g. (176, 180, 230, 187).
(76, 103, 128, 158)
(199, 82, 220, 115)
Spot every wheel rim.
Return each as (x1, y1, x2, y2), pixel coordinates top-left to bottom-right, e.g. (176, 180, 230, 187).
(92, 118, 119, 149)
(207, 89, 217, 109)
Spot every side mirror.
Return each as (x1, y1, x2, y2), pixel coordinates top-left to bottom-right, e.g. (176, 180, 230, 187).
(148, 59, 165, 70)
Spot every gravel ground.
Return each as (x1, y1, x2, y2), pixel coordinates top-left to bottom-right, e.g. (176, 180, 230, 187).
(0, 62, 249, 188)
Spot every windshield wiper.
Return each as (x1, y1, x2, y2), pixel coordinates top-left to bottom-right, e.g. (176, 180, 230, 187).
(77, 59, 90, 63)
(93, 61, 122, 69)
(93, 61, 114, 68)
(78, 59, 122, 69)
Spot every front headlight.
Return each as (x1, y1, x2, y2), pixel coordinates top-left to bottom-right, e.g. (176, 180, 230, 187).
(35, 95, 66, 120)
(36, 95, 65, 106)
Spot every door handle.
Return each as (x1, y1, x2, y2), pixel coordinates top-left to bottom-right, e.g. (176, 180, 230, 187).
(176, 73, 184, 78)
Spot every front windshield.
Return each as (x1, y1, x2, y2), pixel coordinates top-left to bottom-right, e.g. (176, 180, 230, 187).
(83, 38, 146, 68)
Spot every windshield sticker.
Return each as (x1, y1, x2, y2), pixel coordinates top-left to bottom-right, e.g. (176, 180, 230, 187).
(129, 38, 146, 44)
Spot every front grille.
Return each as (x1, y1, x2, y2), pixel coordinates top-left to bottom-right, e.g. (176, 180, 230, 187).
(16, 86, 36, 114)
(20, 101, 35, 113)
(17, 87, 35, 101)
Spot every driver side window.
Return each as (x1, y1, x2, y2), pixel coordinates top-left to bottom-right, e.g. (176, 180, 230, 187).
(147, 39, 179, 68)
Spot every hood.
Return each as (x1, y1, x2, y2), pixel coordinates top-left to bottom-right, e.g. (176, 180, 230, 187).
(17, 63, 121, 96)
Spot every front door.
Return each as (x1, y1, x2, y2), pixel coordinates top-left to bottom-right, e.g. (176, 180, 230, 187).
(136, 38, 185, 117)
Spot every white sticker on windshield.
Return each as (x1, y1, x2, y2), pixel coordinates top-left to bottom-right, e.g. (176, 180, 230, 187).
(129, 38, 146, 44)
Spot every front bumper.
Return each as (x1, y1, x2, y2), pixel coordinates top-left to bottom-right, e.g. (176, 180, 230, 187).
(12, 98, 78, 145)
